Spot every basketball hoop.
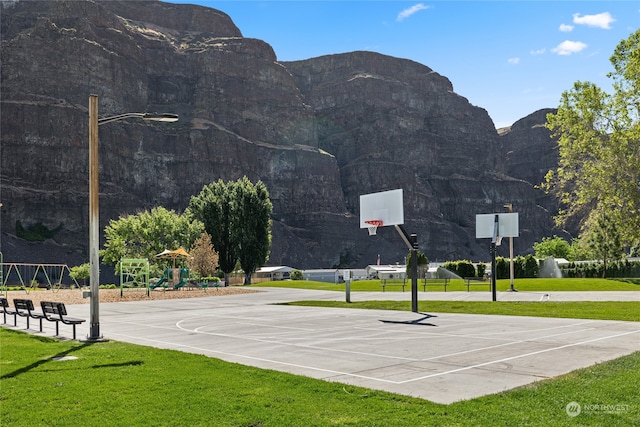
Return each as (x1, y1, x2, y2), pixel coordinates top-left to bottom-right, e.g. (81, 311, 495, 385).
(364, 220, 383, 236)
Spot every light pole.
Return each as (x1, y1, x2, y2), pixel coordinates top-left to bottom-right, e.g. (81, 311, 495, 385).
(87, 94, 178, 340)
(504, 203, 516, 292)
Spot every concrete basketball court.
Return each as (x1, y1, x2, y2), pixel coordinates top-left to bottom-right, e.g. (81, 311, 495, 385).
(7, 288, 640, 404)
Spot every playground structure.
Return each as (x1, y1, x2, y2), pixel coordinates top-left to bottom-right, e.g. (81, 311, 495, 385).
(120, 259, 197, 294)
(1, 262, 80, 295)
(119, 258, 150, 296)
(150, 267, 190, 290)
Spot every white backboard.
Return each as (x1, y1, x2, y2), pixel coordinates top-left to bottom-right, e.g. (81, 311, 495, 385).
(476, 213, 519, 238)
(360, 189, 404, 228)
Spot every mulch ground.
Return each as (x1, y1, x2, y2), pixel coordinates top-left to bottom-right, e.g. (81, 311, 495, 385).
(3, 286, 258, 306)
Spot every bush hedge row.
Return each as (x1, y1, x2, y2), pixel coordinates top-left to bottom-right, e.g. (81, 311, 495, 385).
(443, 258, 640, 279)
(561, 260, 640, 278)
(444, 255, 539, 279)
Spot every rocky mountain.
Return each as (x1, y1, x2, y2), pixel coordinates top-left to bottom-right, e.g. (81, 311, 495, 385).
(499, 108, 559, 186)
(0, 0, 565, 270)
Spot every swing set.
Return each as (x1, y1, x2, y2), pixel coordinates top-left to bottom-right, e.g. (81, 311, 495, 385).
(1, 260, 80, 295)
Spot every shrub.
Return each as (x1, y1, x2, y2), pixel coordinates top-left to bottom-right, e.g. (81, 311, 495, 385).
(476, 263, 486, 278)
(495, 257, 510, 279)
(513, 256, 525, 278)
(522, 254, 539, 278)
(69, 263, 90, 287)
(456, 260, 476, 278)
(290, 270, 303, 280)
(442, 260, 476, 278)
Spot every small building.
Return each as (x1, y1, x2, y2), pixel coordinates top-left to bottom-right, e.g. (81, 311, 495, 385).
(302, 269, 341, 284)
(254, 266, 294, 281)
(365, 264, 406, 280)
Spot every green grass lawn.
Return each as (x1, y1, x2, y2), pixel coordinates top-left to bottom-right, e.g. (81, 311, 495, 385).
(252, 277, 640, 292)
(1, 328, 638, 426)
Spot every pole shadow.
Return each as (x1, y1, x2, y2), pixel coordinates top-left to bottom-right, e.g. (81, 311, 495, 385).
(379, 312, 438, 327)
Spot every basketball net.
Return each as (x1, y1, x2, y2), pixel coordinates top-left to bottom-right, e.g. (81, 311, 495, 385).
(364, 220, 383, 236)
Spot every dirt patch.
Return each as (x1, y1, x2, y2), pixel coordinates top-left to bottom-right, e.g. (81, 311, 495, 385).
(3, 286, 258, 306)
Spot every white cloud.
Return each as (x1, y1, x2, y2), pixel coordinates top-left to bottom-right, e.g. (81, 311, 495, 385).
(397, 3, 430, 22)
(507, 57, 520, 65)
(572, 12, 615, 29)
(552, 40, 588, 55)
(559, 23, 574, 32)
(530, 48, 546, 55)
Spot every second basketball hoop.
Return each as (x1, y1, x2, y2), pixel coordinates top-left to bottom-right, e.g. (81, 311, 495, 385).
(359, 189, 404, 235)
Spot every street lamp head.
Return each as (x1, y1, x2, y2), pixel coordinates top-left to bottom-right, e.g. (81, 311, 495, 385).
(98, 112, 179, 125)
(142, 113, 179, 122)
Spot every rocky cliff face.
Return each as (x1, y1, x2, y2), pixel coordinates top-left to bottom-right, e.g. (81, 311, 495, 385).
(1, 0, 564, 268)
(498, 108, 559, 186)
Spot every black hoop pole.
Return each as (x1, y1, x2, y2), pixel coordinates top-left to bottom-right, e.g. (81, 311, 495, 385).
(491, 215, 499, 302)
(395, 225, 419, 312)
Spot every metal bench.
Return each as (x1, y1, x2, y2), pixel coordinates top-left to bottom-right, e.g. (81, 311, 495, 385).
(40, 301, 86, 340)
(464, 277, 490, 291)
(1, 297, 17, 325)
(421, 278, 449, 291)
(13, 298, 47, 332)
(381, 280, 406, 292)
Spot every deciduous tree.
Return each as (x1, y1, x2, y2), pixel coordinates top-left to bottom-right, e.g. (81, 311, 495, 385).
(187, 232, 219, 279)
(584, 210, 625, 277)
(533, 236, 571, 259)
(235, 177, 272, 285)
(188, 177, 272, 284)
(545, 29, 640, 253)
(101, 207, 203, 268)
(188, 179, 237, 282)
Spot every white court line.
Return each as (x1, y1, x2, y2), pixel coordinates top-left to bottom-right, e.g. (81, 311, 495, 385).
(113, 315, 615, 367)
(462, 319, 598, 336)
(397, 329, 640, 384)
(179, 317, 619, 369)
(176, 320, 420, 362)
(418, 328, 597, 362)
(106, 331, 399, 383)
(353, 319, 598, 343)
(104, 327, 640, 386)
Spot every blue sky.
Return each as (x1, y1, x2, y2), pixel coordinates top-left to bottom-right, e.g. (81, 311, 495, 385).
(172, 1, 639, 128)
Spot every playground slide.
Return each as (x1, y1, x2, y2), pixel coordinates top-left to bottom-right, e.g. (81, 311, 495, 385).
(173, 279, 189, 290)
(150, 277, 167, 289)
